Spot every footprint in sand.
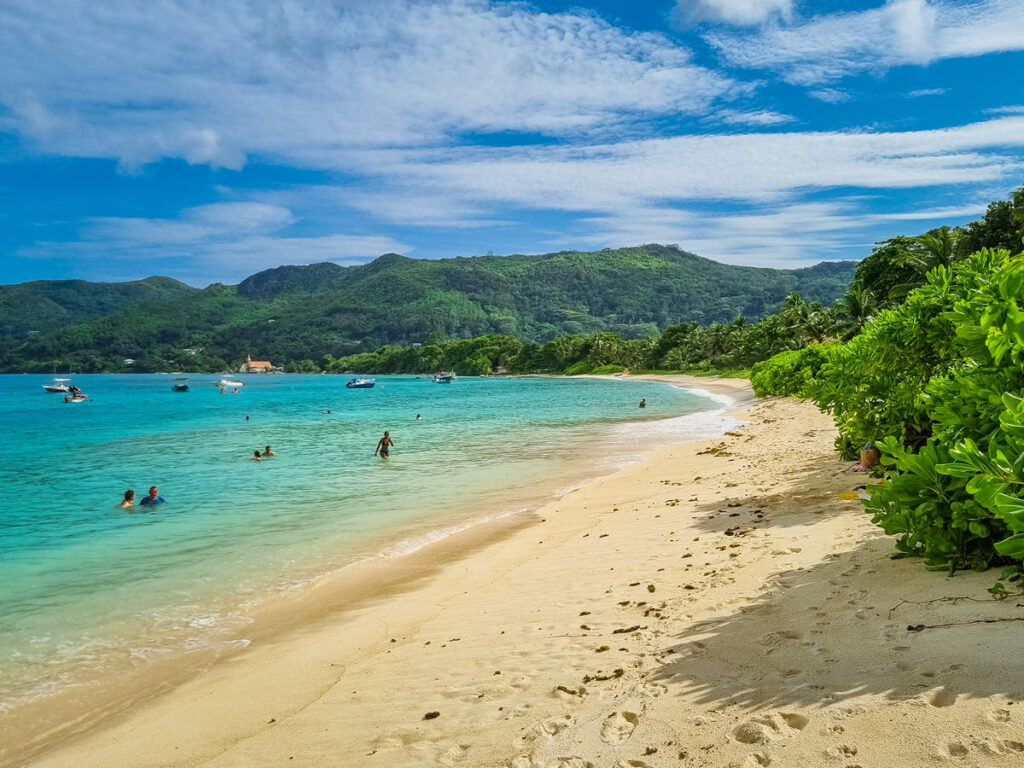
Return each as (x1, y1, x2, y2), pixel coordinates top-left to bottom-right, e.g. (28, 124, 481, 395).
(1002, 740, 1024, 753)
(600, 711, 640, 744)
(989, 708, 1011, 723)
(944, 742, 969, 758)
(929, 688, 958, 708)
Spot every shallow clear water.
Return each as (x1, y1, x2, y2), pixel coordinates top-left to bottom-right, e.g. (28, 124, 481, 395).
(0, 373, 726, 716)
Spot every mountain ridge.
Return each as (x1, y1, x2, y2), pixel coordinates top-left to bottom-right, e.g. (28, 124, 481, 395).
(0, 245, 856, 372)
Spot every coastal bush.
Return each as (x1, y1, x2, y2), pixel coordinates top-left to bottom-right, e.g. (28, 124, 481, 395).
(856, 249, 1024, 571)
(590, 364, 625, 375)
(749, 344, 828, 398)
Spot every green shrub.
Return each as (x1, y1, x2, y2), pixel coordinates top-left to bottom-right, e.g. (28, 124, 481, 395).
(563, 360, 593, 375)
(750, 344, 829, 397)
(855, 249, 1024, 571)
(589, 363, 625, 375)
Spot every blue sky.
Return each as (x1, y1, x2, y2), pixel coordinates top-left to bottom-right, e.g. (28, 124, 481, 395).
(1, 0, 1023, 286)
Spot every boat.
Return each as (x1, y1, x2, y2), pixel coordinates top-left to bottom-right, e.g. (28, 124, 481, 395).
(43, 377, 72, 393)
(171, 376, 190, 392)
(345, 377, 376, 389)
(214, 378, 243, 389)
(432, 372, 456, 383)
(62, 393, 88, 404)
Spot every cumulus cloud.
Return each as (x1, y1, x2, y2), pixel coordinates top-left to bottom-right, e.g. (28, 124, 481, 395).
(706, 0, 1024, 84)
(677, 0, 794, 26)
(0, 0, 738, 169)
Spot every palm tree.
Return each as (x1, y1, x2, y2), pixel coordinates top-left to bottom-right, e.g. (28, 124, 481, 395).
(842, 284, 876, 337)
(913, 226, 959, 271)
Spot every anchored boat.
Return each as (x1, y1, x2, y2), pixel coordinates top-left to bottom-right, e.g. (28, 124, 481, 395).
(43, 377, 72, 393)
(432, 372, 456, 383)
(171, 377, 190, 392)
(345, 377, 376, 389)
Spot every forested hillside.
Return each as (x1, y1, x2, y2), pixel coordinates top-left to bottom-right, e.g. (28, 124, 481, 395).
(0, 276, 195, 335)
(0, 245, 854, 372)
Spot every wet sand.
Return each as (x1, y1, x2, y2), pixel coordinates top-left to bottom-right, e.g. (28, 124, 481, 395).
(23, 378, 1024, 768)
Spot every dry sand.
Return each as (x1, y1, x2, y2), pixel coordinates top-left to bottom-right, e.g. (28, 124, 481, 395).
(24, 377, 1024, 768)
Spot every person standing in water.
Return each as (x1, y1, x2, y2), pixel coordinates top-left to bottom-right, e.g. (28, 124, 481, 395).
(139, 486, 166, 506)
(639, 398, 646, 409)
(375, 431, 394, 459)
(120, 489, 135, 508)
(262, 445, 274, 457)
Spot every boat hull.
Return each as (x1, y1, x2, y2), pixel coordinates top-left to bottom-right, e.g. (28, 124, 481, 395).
(345, 382, 375, 389)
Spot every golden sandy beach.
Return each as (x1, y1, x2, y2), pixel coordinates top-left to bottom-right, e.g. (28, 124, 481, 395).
(24, 377, 1024, 767)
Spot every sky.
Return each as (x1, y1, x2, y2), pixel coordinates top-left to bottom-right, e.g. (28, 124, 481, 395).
(1, 0, 1023, 286)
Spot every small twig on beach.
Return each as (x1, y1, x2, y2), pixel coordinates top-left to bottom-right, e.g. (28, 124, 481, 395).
(887, 596, 990, 618)
(907, 617, 1024, 632)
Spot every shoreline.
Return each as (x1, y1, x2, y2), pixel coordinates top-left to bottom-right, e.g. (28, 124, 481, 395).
(3, 375, 741, 767)
(24, 380, 1024, 767)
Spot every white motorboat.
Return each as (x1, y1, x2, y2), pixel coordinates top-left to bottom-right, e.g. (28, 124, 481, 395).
(63, 393, 88, 403)
(345, 377, 376, 389)
(43, 377, 72, 393)
(432, 372, 456, 383)
(215, 378, 244, 389)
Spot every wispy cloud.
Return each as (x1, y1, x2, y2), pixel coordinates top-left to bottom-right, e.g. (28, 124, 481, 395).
(906, 88, 947, 98)
(676, 0, 793, 26)
(0, 0, 739, 170)
(19, 203, 411, 283)
(808, 88, 852, 104)
(706, 0, 1024, 85)
(714, 108, 796, 126)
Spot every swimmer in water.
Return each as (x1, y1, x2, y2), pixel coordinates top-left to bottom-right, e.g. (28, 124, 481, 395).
(639, 398, 646, 408)
(251, 450, 262, 461)
(120, 489, 135, 508)
(262, 445, 274, 457)
(374, 431, 394, 459)
(416, 414, 421, 420)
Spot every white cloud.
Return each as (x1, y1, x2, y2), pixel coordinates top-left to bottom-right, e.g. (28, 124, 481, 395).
(20, 202, 410, 283)
(714, 108, 796, 126)
(906, 88, 947, 98)
(0, 0, 738, 170)
(677, 0, 793, 26)
(706, 0, 1024, 84)
(387, 116, 1024, 213)
(808, 88, 851, 104)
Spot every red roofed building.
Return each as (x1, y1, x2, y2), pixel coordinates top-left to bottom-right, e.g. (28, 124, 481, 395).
(241, 355, 274, 373)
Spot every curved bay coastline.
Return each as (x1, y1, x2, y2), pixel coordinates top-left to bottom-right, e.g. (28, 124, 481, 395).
(2, 374, 745, 767)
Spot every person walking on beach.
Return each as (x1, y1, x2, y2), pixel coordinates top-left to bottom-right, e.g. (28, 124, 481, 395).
(139, 486, 166, 506)
(375, 431, 394, 459)
(120, 489, 135, 508)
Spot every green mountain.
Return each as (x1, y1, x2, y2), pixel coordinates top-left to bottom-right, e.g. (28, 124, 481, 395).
(0, 245, 855, 372)
(0, 276, 196, 335)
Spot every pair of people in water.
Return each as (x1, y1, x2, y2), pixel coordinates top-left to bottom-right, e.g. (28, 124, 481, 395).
(121, 486, 165, 508)
(250, 446, 274, 461)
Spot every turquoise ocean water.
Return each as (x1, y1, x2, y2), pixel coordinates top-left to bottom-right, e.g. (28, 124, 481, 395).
(0, 373, 731, 748)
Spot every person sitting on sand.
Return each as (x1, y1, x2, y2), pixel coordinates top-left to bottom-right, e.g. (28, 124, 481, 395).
(375, 431, 394, 459)
(139, 486, 166, 506)
(251, 450, 262, 461)
(639, 398, 646, 408)
(262, 445, 274, 457)
(120, 489, 135, 508)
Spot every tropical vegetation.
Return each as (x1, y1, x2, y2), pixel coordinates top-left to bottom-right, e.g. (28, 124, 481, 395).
(0, 245, 853, 373)
(752, 186, 1024, 573)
